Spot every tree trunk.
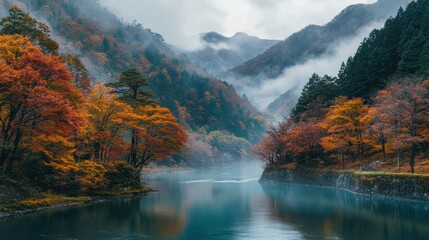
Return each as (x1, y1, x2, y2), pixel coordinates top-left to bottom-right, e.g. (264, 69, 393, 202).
(397, 150, 401, 170)
(410, 144, 416, 174)
(130, 128, 138, 167)
(94, 142, 100, 162)
(0, 150, 8, 168)
(100, 144, 105, 162)
(380, 132, 386, 160)
(6, 157, 14, 172)
(341, 153, 345, 170)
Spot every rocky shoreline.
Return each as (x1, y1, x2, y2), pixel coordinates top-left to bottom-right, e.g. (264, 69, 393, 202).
(259, 168, 429, 201)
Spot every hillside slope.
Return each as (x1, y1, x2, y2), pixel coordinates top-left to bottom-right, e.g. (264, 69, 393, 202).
(232, 0, 411, 81)
(0, 0, 265, 142)
(337, 0, 429, 99)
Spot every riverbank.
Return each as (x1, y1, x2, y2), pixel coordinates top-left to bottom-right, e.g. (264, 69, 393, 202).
(0, 187, 152, 218)
(0, 163, 195, 218)
(259, 168, 429, 201)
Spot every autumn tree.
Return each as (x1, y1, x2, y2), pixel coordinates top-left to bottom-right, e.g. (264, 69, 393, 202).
(130, 105, 187, 169)
(288, 120, 327, 165)
(368, 107, 391, 161)
(84, 84, 133, 162)
(374, 78, 429, 173)
(0, 6, 59, 55)
(321, 97, 373, 169)
(107, 69, 153, 165)
(252, 137, 279, 167)
(0, 35, 83, 170)
(252, 119, 294, 167)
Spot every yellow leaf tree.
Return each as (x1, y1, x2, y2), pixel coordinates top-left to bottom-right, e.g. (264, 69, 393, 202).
(131, 105, 188, 169)
(83, 83, 133, 162)
(321, 97, 373, 169)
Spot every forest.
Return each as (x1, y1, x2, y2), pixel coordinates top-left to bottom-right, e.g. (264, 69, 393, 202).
(1, 1, 429, 239)
(0, 0, 272, 211)
(254, 0, 429, 174)
(0, 6, 191, 201)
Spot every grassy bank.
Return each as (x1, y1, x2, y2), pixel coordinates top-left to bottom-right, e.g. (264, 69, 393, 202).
(0, 187, 151, 217)
(276, 158, 429, 175)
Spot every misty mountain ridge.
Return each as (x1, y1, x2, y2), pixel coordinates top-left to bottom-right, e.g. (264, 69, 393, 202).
(266, 89, 300, 119)
(246, 0, 412, 119)
(185, 31, 278, 77)
(231, 0, 412, 81)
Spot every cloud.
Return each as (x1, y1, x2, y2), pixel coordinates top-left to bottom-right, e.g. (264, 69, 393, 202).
(227, 21, 384, 109)
(101, 0, 376, 50)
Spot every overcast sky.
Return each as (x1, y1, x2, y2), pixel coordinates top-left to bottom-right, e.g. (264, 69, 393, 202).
(102, 0, 376, 50)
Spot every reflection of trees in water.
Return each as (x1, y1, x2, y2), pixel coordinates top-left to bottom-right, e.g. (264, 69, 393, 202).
(261, 183, 429, 240)
(0, 197, 187, 239)
(0, 168, 263, 239)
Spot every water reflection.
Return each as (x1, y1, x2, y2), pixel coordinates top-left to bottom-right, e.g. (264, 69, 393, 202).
(261, 183, 429, 240)
(1, 161, 429, 240)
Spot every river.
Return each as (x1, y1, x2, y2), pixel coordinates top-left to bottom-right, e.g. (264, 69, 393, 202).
(1, 161, 429, 240)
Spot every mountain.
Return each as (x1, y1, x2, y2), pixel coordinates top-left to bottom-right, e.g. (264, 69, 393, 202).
(0, 0, 266, 142)
(257, 0, 412, 119)
(290, 0, 429, 122)
(266, 89, 299, 119)
(231, 0, 412, 81)
(185, 32, 277, 77)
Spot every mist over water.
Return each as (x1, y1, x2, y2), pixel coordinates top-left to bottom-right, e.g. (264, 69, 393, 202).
(2, 160, 429, 240)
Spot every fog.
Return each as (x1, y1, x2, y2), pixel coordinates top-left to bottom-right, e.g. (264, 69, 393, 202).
(228, 21, 385, 110)
(100, 0, 392, 112)
(102, 0, 376, 51)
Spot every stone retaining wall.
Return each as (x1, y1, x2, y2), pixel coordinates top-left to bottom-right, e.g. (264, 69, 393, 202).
(259, 168, 429, 201)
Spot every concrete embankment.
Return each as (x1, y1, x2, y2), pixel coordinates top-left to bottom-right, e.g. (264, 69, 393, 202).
(259, 168, 429, 201)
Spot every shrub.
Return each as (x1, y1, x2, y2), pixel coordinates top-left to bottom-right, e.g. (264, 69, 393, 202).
(20, 155, 81, 194)
(104, 161, 141, 190)
(77, 160, 107, 192)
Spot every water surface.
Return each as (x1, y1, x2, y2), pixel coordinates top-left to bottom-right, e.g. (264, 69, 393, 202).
(1, 161, 429, 239)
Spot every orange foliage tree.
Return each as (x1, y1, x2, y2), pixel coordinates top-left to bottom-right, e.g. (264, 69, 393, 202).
(0, 35, 83, 170)
(130, 105, 188, 169)
(288, 120, 327, 165)
(83, 84, 133, 162)
(106, 69, 187, 168)
(321, 97, 373, 169)
(106, 69, 153, 165)
(374, 79, 429, 173)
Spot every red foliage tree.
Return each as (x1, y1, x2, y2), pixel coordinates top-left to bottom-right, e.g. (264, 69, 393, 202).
(288, 120, 327, 165)
(0, 35, 83, 170)
(374, 79, 429, 173)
